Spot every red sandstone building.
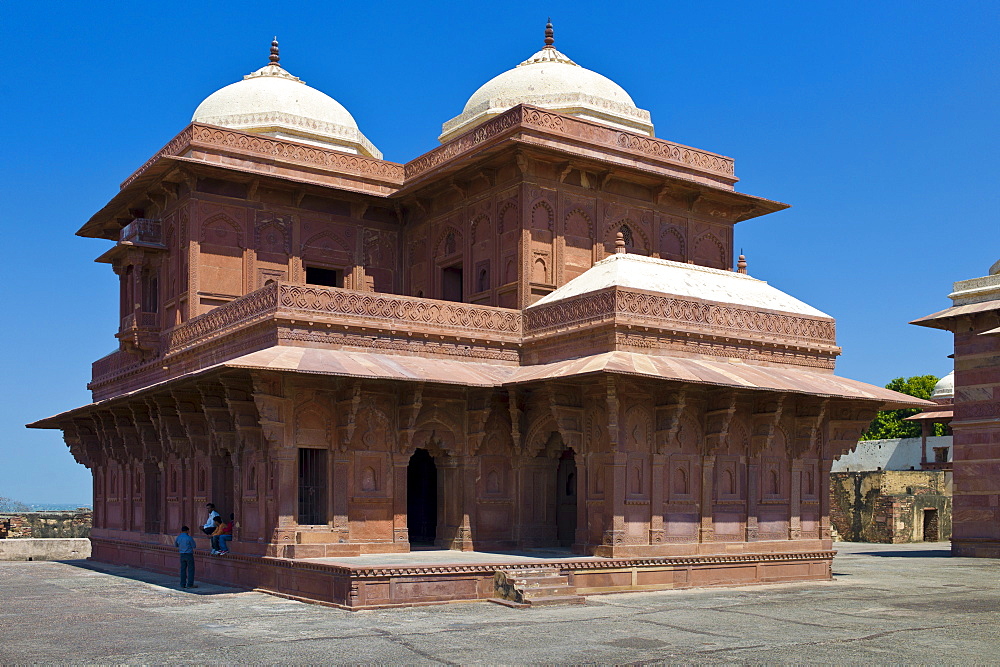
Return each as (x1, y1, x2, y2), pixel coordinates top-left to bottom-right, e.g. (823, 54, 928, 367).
(912, 260, 1000, 558)
(30, 30, 925, 607)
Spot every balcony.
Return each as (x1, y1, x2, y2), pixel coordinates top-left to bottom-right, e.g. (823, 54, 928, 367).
(119, 219, 164, 248)
(116, 311, 160, 354)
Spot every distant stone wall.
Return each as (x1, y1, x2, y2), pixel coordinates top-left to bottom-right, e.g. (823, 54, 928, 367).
(0, 510, 92, 539)
(0, 538, 91, 561)
(832, 436, 953, 472)
(830, 470, 951, 543)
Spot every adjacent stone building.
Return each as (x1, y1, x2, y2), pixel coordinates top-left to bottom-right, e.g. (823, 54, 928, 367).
(29, 28, 926, 606)
(913, 260, 1000, 557)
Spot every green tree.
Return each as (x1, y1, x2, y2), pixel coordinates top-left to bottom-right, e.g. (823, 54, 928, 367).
(859, 375, 949, 441)
(0, 496, 31, 512)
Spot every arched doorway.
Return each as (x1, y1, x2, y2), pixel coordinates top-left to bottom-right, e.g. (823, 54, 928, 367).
(407, 448, 437, 545)
(556, 449, 577, 547)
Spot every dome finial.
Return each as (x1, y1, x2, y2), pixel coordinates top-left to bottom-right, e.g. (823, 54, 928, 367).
(615, 231, 626, 254)
(544, 18, 554, 48)
(737, 250, 748, 274)
(269, 37, 280, 66)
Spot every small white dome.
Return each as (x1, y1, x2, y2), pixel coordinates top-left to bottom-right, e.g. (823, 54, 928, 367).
(931, 370, 954, 400)
(440, 24, 653, 143)
(193, 42, 381, 158)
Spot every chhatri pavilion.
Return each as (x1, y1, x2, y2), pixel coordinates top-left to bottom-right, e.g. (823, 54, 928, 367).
(30, 26, 926, 608)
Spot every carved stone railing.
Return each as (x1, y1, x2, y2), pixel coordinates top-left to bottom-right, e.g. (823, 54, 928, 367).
(163, 283, 523, 357)
(524, 287, 836, 346)
(405, 105, 736, 181)
(278, 285, 523, 340)
(92, 349, 140, 381)
(120, 312, 159, 331)
(165, 283, 280, 354)
(120, 124, 405, 191)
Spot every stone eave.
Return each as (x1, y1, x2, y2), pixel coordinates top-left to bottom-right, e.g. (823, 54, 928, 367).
(405, 105, 739, 187)
(396, 105, 787, 221)
(27, 364, 227, 430)
(910, 299, 1000, 330)
(77, 123, 406, 239)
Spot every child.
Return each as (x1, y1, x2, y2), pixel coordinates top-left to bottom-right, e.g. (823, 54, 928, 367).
(218, 513, 234, 554)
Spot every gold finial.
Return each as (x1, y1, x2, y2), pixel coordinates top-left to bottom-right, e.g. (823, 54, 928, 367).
(737, 251, 748, 274)
(544, 18, 555, 48)
(269, 37, 280, 65)
(615, 231, 626, 254)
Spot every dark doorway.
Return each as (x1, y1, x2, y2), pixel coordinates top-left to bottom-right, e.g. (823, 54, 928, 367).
(441, 265, 463, 302)
(143, 465, 161, 534)
(923, 508, 939, 541)
(556, 449, 577, 547)
(298, 448, 328, 525)
(407, 449, 437, 545)
(212, 460, 235, 524)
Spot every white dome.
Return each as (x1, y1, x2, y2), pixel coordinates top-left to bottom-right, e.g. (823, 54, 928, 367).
(440, 25, 653, 143)
(193, 44, 381, 159)
(931, 370, 954, 400)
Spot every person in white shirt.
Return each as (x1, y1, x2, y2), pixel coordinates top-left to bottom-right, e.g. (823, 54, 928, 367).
(201, 503, 220, 536)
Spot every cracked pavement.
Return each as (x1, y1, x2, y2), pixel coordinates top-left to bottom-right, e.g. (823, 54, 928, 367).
(2, 541, 998, 664)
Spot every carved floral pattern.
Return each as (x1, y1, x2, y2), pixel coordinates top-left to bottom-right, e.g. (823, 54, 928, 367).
(525, 288, 836, 344)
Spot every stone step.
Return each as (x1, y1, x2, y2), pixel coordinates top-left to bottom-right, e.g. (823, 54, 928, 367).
(522, 594, 586, 606)
(503, 567, 559, 577)
(520, 585, 578, 599)
(494, 566, 586, 607)
(508, 575, 570, 587)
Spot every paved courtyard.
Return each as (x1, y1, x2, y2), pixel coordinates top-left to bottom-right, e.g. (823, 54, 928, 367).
(2, 541, 998, 664)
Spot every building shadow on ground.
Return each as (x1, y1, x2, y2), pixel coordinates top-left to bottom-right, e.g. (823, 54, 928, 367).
(59, 558, 246, 595)
(848, 549, 952, 558)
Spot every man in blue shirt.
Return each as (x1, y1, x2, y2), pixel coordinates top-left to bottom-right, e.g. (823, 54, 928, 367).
(175, 526, 197, 589)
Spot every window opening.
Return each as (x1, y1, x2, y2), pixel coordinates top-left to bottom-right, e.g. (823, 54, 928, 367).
(619, 224, 634, 247)
(305, 266, 343, 288)
(298, 448, 328, 525)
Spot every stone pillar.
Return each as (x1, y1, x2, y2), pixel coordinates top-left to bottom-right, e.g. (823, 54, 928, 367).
(819, 458, 833, 544)
(601, 451, 627, 553)
(921, 420, 930, 466)
(700, 455, 715, 544)
(391, 453, 410, 548)
(332, 451, 351, 543)
(271, 450, 298, 549)
(649, 453, 666, 547)
(746, 455, 759, 541)
(573, 453, 589, 553)
(790, 460, 803, 540)
(432, 454, 477, 551)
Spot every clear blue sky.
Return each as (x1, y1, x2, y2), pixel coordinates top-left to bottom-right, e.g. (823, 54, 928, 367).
(1, 1, 996, 505)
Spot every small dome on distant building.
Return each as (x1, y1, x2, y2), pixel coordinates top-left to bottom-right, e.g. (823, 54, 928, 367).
(440, 21, 653, 143)
(931, 370, 954, 401)
(192, 39, 382, 158)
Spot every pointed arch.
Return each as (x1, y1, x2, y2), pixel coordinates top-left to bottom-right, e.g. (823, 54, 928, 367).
(470, 214, 493, 245)
(295, 400, 332, 447)
(201, 213, 243, 248)
(302, 230, 352, 261)
(530, 200, 554, 231)
(659, 225, 686, 261)
(433, 225, 463, 258)
(563, 208, 593, 238)
(692, 232, 726, 269)
(497, 200, 518, 234)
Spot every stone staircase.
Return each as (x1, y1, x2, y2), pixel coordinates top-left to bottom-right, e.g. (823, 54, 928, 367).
(491, 566, 585, 607)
